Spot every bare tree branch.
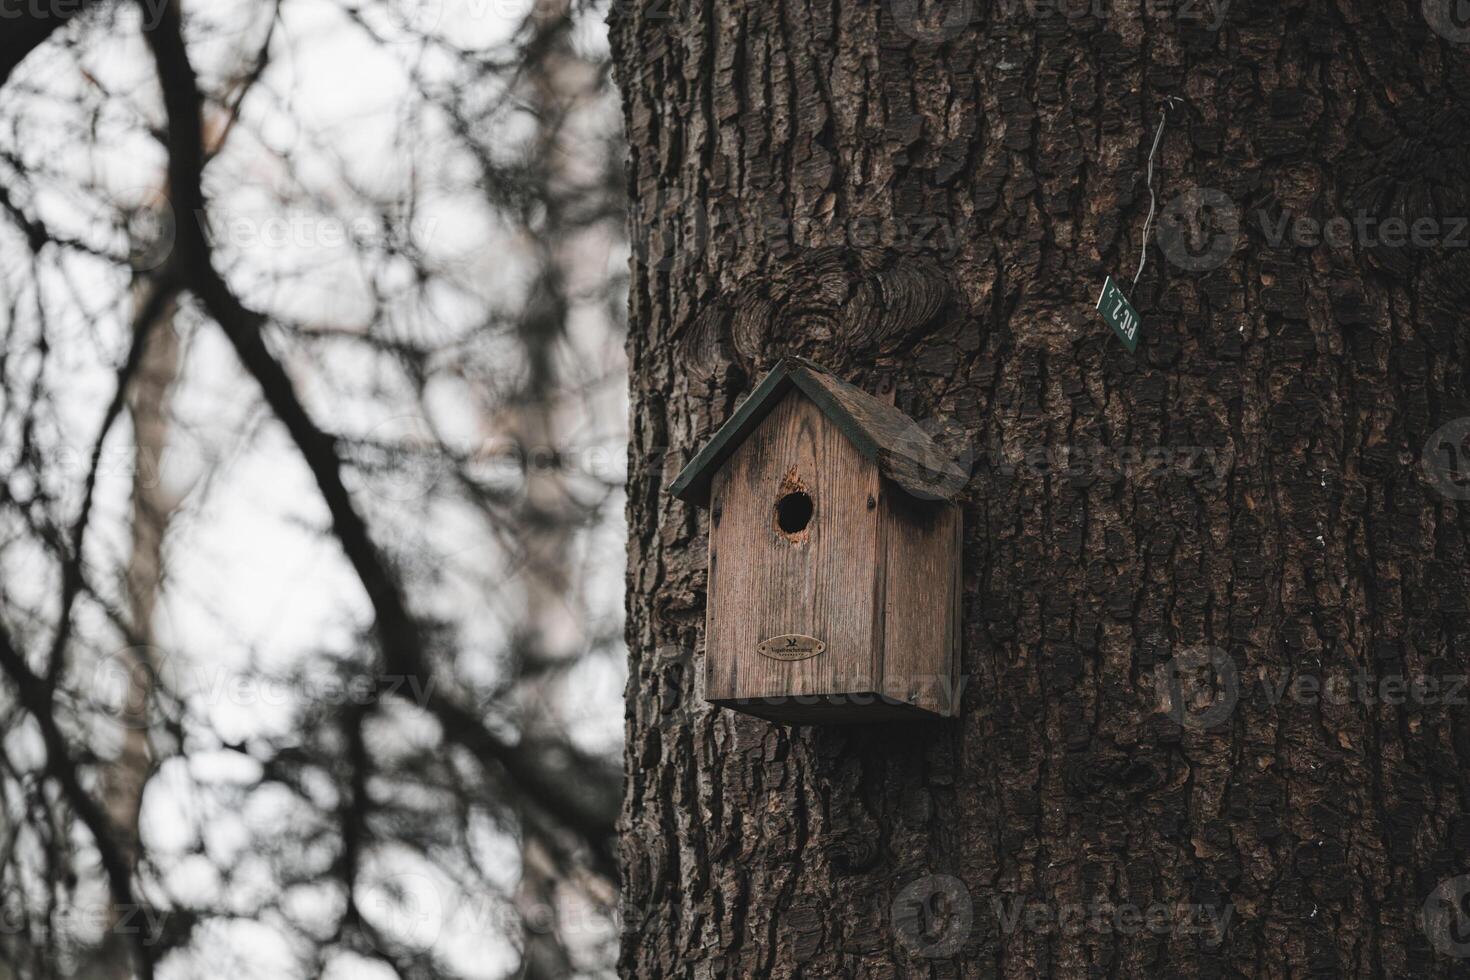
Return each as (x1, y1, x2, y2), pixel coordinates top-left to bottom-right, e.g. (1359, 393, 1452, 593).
(0, 621, 156, 980)
(0, 0, 106, 88)
(140, 0, 619, 880)
(46, 274, 178, 686)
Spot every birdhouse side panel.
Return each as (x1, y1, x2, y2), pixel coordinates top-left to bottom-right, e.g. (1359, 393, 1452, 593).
(878, 492, 962, 717)
(704, 391, 883, 705)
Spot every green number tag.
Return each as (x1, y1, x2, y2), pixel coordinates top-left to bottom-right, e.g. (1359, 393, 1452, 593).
(1096, 276, 1140, 352)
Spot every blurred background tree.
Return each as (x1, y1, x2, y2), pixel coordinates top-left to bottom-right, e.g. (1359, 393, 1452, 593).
(0, 1, 629, 977)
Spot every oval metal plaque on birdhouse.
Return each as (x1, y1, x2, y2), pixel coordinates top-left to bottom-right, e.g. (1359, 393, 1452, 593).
(756, 634, 826, 661)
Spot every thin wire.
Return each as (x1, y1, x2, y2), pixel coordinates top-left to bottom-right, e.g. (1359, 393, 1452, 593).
(1131, 96, 1183, 297)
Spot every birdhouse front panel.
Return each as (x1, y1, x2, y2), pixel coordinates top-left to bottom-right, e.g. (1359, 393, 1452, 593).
(704, 390, 884, 713)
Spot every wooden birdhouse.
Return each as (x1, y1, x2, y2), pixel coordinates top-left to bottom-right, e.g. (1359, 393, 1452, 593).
(670, 357, 966, 723)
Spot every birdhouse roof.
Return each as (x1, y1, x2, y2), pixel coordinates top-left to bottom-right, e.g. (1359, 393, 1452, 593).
(669, 357, 967, 506)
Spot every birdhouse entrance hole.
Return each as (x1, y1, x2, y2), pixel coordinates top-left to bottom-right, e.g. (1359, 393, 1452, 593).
(775, 491, 813, 536)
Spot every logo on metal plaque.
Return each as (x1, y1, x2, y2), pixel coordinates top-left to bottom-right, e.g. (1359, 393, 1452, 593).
(756, 634, 826, 661)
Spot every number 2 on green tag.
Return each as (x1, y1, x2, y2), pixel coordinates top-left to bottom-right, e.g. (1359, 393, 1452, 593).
(1095, 275, 1140, 352)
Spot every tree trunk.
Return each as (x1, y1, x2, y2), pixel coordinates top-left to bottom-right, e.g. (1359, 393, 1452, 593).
(611, 2, 1470, 977)
(89, 278, 181, 980)
(511, 4, 602, 974)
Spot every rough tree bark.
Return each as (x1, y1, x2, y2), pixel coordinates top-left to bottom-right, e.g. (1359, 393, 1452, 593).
(612, 0, 1470, 976)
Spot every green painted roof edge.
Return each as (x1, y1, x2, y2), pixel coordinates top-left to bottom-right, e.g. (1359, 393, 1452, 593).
(668, 357, 956, 507)
(667, 358, 799, 505)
